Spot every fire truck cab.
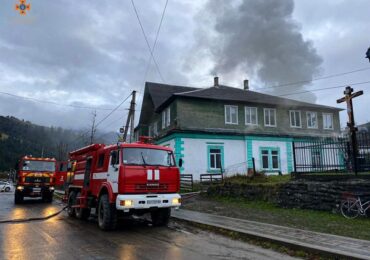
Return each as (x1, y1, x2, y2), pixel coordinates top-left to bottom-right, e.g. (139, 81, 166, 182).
(14, 156, 56, 204)
(66, 138, 181, 230)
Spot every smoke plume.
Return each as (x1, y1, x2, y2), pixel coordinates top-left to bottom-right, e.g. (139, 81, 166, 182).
(190, 0, 322, 102)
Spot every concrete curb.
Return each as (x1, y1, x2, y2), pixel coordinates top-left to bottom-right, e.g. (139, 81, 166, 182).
(172, 210, 369, 260)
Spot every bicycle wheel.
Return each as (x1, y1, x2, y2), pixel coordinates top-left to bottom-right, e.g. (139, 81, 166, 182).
(340, 199, 359, 219)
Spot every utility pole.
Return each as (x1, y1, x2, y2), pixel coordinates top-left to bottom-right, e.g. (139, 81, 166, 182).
(122, 91, 136, 143)
(90, 110, 97, 144)
(337, 86, 363, 175)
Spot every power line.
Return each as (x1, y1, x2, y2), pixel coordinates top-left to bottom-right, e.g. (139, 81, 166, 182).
(131, 0, 165, 82)
(278, 80, 370, 97)
(94, 92, 133, 129)
(0, 90, 123, 111)
(142, 0, 169, 85)
(71, 93, 133, 144)
(256, 67, 370, 91)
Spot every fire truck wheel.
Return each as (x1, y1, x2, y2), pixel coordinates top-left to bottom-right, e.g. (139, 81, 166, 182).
(14, 192, 24, 204)
(75, 192, 91, 220)
(98, 194, 117, 231)
(67, 191, 77, 217)
(42, 193, 53, 203)
(151, 208, 171, 226)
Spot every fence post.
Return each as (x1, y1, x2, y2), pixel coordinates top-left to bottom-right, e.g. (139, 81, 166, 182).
(252, 157, 256, 175)
(292, 142, 297, 175)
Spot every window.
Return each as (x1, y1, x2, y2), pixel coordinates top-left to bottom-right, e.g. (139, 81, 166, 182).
(225, 105, 238, 124)
(264, 108, 276, 127)
(153, 121, 158, 136)
(307, 112, 318, 129)
(162, 107, 171, 129)
(122, 148, 175, 166)
(162, 110, 166, 129)
(148, 125, 153, 137)
(97, 154, 105, 168)
(207, 145, 224, 172)
(260, 148, 280, 170)
(245, 107, 258, 125)
(166, 107, 170, 127)
(323, 113, 333, 130)
(289, 110, 301, 128)
(110, 150, 119, 165)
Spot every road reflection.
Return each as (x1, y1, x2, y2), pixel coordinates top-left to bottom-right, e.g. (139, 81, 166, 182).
(2, 220, 27, 260)
(119, 244, 137, 260)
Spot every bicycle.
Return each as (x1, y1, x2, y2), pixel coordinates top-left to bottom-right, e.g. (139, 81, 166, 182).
(340, 192, 370, 219)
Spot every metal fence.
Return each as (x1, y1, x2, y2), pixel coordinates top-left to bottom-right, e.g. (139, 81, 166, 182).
(293, 132, 370, 175)
(180, 174, 193, 192)
(200, 173, 223, 185)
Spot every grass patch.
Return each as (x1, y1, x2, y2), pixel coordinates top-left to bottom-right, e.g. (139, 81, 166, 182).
(210, 195, 370, 241)
(223, 173, 291, 185)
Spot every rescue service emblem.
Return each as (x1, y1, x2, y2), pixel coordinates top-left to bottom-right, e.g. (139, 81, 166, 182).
(15, 0, 31, 15)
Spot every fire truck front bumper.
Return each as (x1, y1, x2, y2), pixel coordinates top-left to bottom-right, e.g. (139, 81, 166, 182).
(116, 193, 181, 211)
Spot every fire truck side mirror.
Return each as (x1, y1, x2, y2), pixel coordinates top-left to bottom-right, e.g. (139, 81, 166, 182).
(178, 158, 183, 168)
(110, 150, 119, 169)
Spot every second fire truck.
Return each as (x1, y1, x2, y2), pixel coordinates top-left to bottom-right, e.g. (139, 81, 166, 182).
(14, 156, 56, 203)
(65, 137, 181, 230)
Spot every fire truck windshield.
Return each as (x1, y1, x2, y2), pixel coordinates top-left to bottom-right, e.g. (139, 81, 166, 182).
(22, 160, 56, 172)
(122, 148, 176, 167)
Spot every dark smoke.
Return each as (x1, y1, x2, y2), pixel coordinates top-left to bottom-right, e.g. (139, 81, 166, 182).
(190, 0, 322, 102)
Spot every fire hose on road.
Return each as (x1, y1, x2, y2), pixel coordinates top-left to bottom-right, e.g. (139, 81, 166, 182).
(0, 191, 201, 224)
(0, 205, 68, 224)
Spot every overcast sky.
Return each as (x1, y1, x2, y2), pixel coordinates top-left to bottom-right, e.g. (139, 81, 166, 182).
(0, 0, 369, 133)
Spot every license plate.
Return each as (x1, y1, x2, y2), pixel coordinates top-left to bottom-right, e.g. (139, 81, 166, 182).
(147, 200, 161, 205)
(33, 188, 41, 192)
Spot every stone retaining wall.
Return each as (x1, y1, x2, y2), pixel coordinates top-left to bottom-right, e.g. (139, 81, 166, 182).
(207, 179, 370, 211)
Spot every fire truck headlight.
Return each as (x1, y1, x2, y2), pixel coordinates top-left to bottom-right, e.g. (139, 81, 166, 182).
(172, 198, 181, 205)
(49, 186, 55, 191)
(120, 200, 133, 207)
(16, 186, 24, 191)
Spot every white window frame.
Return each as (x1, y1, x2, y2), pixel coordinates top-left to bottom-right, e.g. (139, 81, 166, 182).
(148, 125, 153, 137)
(245, 106, 258, 125)
(161, 111, 166, 129)
(153, 121, 158, 136)
(166, 107, 171, 127)
(224, 105, 238, 125)
(306, 111, 318, 129)
(323, 113, 334, 130)
(264, 108, 276, 127)
(289, 110, 302, 128)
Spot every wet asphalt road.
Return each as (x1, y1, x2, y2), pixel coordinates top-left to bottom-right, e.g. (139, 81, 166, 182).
(0, 192, 297, 260)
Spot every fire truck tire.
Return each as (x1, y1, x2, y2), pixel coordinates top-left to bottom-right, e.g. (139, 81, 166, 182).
(42, 193, 53, 203)
(151, 208, 171, 226)
(98, 194, 117, 231)
(67, 191, 77, 217)
(14, 192, 24, 204)
(75, 192, 91, 220)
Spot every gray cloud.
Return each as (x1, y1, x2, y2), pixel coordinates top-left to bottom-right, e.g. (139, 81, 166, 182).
(187, 0, 323, 102)
(0, 0, 195, 130)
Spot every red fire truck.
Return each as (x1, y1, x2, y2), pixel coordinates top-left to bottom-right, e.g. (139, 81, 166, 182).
(65, 137, 182, 230)
(14, 156, 56, 204)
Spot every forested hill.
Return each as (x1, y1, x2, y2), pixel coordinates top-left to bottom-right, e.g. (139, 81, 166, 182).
(0, 116, 116, 171)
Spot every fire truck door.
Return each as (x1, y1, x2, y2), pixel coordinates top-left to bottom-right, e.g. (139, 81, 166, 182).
(108, 151, 119, 193)
(84, 158, 92, 188)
